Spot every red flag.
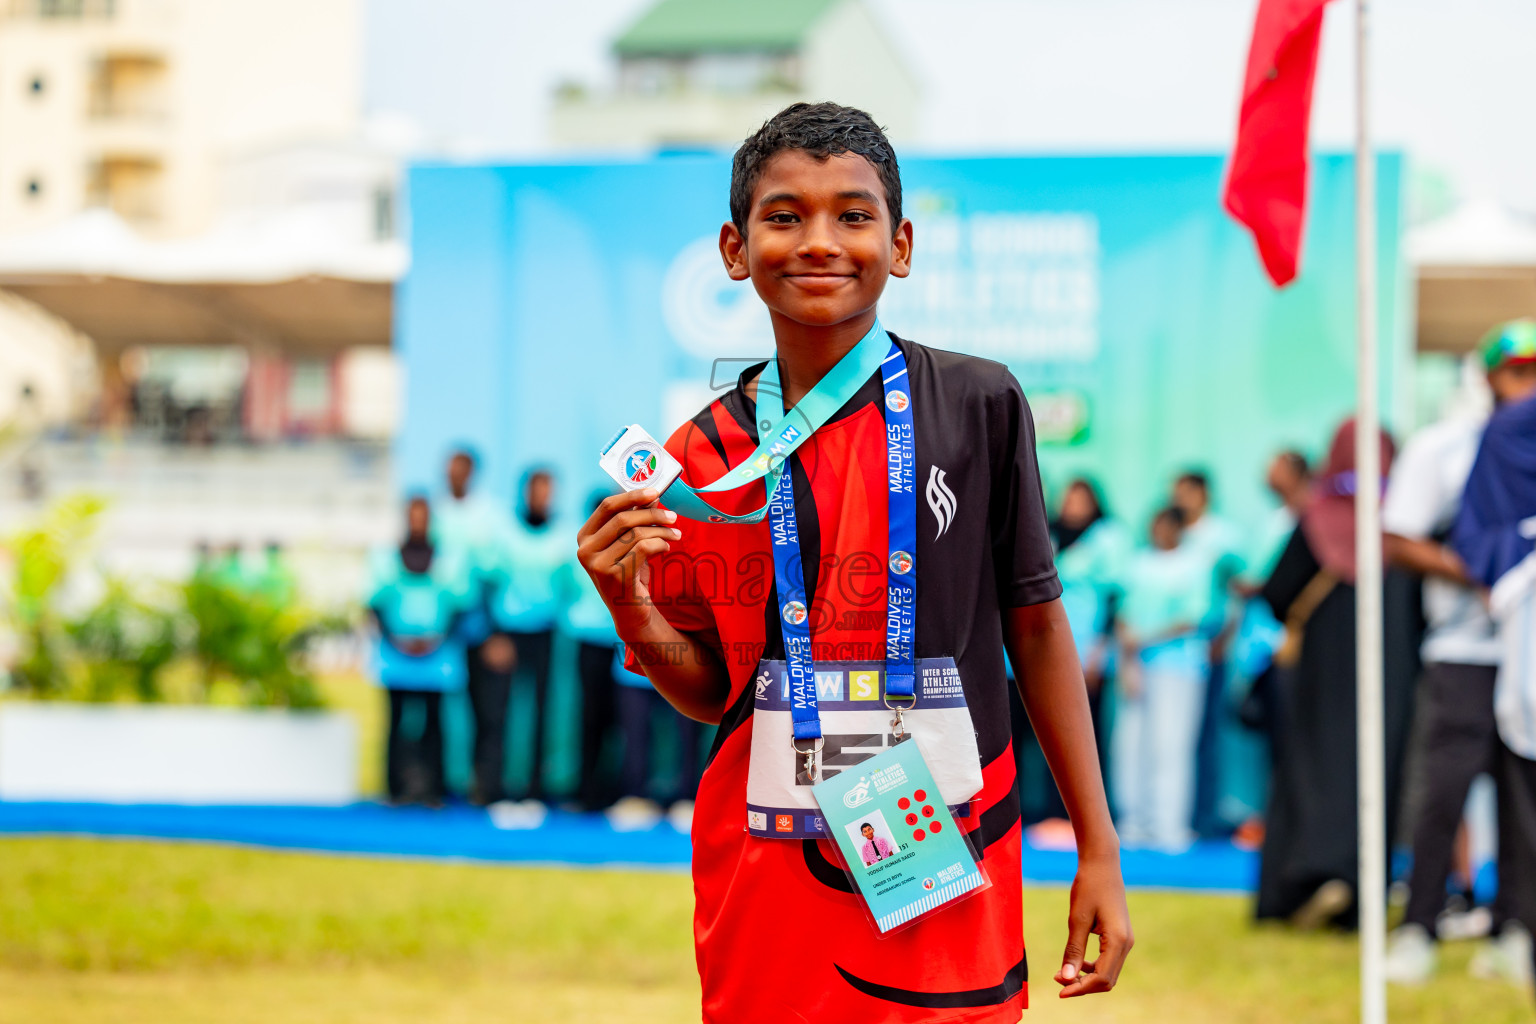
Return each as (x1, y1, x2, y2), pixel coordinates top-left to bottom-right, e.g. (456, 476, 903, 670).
(1223, 0, 1332, 287)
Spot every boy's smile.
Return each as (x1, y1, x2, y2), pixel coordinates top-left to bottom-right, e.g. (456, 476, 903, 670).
(720, 150, 912, 332)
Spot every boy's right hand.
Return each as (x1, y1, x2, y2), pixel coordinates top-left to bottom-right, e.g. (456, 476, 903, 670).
(576, 488, 682, 630)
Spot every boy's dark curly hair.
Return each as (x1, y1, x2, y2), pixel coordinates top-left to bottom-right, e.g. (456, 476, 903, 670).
(729, 102, 902, 236)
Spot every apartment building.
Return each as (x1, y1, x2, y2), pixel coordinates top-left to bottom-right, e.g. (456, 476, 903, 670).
(550, 0, 919, 150)
(0, 0, 360, 238)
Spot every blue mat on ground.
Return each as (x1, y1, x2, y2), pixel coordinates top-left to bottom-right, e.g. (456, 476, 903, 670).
(0, 801, 1258, 891)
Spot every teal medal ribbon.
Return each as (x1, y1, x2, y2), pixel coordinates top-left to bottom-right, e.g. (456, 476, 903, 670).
(661, 319, 891, 524)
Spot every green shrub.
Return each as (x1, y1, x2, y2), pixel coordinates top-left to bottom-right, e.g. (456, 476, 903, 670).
(181, 574, 336, 710)
(4, 494, 107, 697)
(65, 578, 183, 703)
(4, 496, 351, 708)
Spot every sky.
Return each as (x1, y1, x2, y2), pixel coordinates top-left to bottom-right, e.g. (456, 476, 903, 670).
(364, 0, 1536, 218)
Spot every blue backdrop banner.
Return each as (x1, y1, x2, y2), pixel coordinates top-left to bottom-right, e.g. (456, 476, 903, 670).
(397, 151, 1406, 540)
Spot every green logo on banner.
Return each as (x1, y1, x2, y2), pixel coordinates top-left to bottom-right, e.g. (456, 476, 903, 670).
(1031, 390, 1090, 445)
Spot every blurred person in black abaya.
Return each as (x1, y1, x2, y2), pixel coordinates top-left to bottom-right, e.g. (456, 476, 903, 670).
(1256, 420, 1419, 929)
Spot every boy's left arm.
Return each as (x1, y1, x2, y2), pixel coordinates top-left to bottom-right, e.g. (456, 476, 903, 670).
(1005, 598, 1133, 998)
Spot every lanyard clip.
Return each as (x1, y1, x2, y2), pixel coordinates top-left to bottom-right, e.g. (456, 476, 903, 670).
(792, 735, 824, 782)
(884, 693, 915, 739)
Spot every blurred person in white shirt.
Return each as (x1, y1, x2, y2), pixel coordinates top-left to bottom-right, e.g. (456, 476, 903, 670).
(1172, 471, 1247, 837)
(1383, 321, 1536, 985)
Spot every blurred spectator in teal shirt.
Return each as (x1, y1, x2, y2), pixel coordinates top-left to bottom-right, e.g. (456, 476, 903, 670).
(560, 489, 623, 811)
(433, 448, 513, 805)
(1015, 479, 1128, 831)
(1112, 506, 1211, 852)
(484, 467, 566, 802)
(1053, 479, 1131, 715)
(253, 540, 297, 607)
(368, 496, 476, 807)
(1173, 470, 1248, 837)
(432, 448, 507, 575)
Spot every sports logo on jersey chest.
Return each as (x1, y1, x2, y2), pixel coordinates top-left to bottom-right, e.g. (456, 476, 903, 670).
(926, 465, 957, 539)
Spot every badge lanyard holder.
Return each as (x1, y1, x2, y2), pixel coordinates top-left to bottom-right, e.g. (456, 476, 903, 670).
(763, 341, 990, 937)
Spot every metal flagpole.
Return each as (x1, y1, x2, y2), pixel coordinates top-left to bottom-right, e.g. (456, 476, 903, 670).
(1354, 0, 1387, 1021)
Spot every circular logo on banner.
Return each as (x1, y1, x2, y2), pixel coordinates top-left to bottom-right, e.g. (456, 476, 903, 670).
(922, 877, 936, 891)
(885, 390, 909, 413)
(622, 445, 659, 485)
(888, 550, 913, 575)
(781, 601, 808, 626)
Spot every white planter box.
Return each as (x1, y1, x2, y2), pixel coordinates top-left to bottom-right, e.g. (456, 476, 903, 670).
(0, 703, 357, 805)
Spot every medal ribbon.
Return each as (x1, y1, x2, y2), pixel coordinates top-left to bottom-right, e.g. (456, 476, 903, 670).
(660, 319, 893, 525)
(766, 339, 917, 741)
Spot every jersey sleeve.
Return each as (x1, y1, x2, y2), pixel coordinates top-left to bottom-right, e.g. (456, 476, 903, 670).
(986, 369, 1064, 607)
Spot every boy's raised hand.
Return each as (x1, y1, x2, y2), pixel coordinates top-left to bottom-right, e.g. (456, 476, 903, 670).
(576, 489, 682, 628)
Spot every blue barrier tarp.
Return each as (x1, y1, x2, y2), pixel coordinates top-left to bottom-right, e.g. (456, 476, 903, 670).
(0, 801, 1258, 891)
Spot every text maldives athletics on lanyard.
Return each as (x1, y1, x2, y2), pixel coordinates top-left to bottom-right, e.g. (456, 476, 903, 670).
(762, 328, 918, 775)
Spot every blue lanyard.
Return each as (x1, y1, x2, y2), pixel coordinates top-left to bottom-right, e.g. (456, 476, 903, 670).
(660, 320, 892, 525)
(766, 339, 917, 743)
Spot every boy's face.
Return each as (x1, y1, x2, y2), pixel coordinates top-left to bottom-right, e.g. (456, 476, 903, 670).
(719, 150, 912, 330)
(1152, 518, 1180, 551)
(861, 825, 874, 839)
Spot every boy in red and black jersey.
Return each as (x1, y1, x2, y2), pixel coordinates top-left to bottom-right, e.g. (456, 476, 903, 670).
(578, 102, 1131, 1023)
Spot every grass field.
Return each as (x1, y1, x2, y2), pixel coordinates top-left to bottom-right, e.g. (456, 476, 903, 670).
(0, 837, 1530, 1024)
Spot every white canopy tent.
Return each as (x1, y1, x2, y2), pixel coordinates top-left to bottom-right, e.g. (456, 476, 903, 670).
(0, 208, 405, 355)
(1411, 200, 1536, 355)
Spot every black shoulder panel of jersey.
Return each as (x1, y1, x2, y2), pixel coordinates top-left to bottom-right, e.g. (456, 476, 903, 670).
(892, 333, 1017, 408)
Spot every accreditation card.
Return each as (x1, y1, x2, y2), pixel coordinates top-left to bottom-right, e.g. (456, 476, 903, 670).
(811, 737, 988, 935)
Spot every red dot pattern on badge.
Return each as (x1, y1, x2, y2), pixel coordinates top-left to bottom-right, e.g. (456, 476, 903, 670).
(913, 829, 927, 842)
(905, 812, 918, 826)
(921, 804, 935, 818)
(897, 797, 910, 810)
(930, 821, 942, 834)
(914, 789, 927, 802)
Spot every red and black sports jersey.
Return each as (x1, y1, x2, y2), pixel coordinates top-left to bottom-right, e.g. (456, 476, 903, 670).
(633, 335, 1061, 1023)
